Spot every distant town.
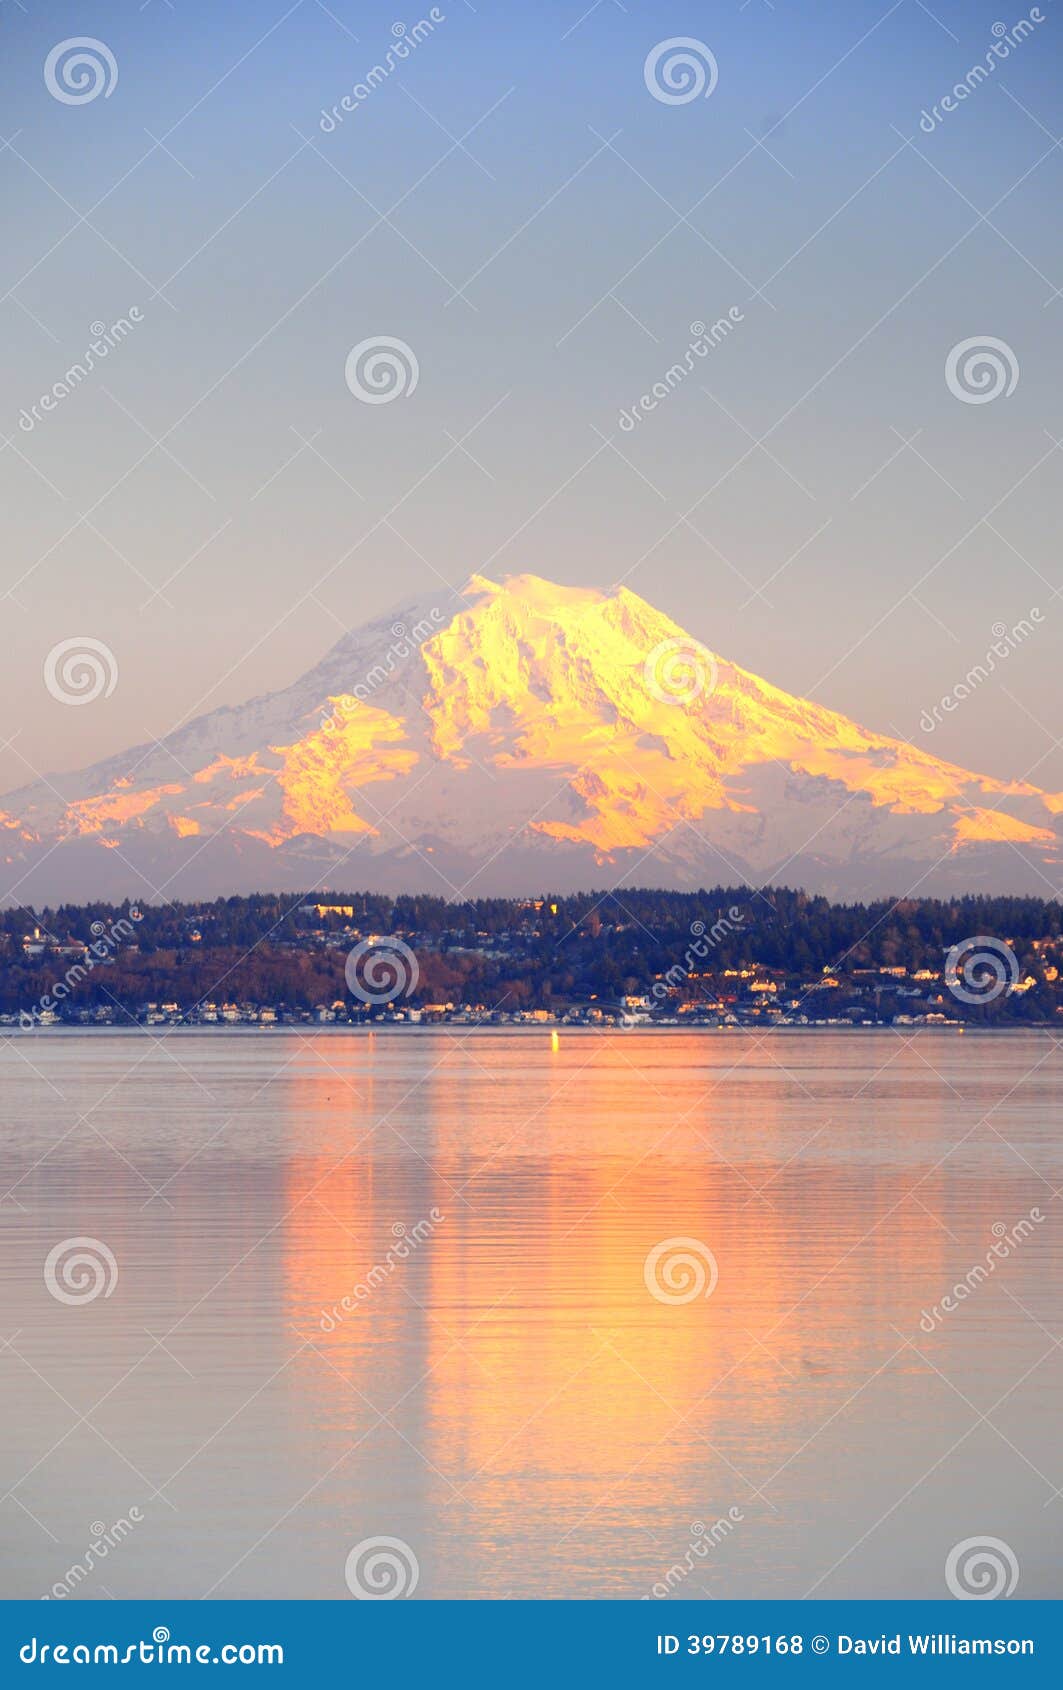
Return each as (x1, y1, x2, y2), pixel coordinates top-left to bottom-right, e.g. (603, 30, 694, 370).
(1, 888, 1061, 1030)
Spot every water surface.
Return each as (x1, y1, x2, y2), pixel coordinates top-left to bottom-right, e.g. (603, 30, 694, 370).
(1, 1030, 1060, 1600)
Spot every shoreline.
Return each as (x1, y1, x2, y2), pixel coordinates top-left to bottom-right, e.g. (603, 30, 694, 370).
(2, 1023, 1060, 1037)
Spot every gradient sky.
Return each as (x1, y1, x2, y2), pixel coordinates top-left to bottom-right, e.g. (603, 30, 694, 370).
(2, 0, 1061, 797)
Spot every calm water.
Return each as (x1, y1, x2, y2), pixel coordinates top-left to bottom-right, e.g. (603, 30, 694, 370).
(1, 1030, 1060, 1602)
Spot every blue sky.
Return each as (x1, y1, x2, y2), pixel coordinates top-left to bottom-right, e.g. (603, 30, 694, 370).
(1, 0, 1061, 791)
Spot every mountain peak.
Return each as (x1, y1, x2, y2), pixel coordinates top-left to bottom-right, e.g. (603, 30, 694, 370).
(460, 571, 616, 612)
(1, 573, 1058, 901)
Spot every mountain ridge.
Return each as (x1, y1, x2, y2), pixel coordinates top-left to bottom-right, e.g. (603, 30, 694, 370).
(2, 573, 1059, 903)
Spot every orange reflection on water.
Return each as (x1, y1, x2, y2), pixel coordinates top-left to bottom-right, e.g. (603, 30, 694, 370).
(275, 1033, 1030, 1594)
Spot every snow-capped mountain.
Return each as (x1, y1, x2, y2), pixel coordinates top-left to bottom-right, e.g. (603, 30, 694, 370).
(2, 573, 1060, 902)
